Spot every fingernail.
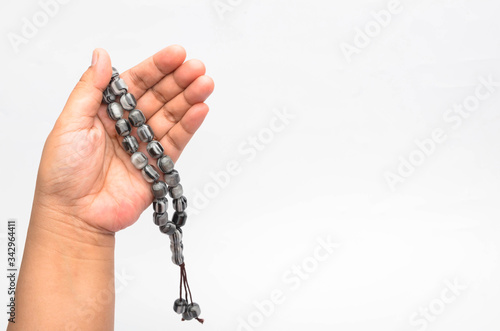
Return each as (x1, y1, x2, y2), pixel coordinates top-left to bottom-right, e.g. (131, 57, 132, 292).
(91, 49, 98, 66)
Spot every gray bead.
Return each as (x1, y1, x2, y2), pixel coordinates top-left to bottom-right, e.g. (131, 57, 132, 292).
(173, 196, 187, 212)
(147, 140, 164, 159)
(153, 212, 168, 226)
(120, 93, 136, 111)
(171, 246, 184, 266)
(110, 78, 128, 96)
(172, 211, 187, 228)
(137, 124, 154, 143)
(173, 298, 188, 314)
(182, 303, 201, 320)
(169, 229, 182, 245)
(170, 241, 184, 251)
(107, 102, 124, 121)
(189, 303, 201, 318)
(182, 310, 194, 321)
(168, 184, 183, 199)
(130, 152, 148, 170)
(141, 164, 160, 183)
(122, 136, 139, 154)
(111, 67, 119, 80)
(128, 109, 146, 127)
(102, 87, 116, 104)
(153, 197, 168, 213)
(160, 222, 177, 235)
(172, 254, 184, 266)
(164, 169, 180, 186)
(152, 181, 168, 199)
(115, 119, 131, 136)
(157, 155, 174, 174)
(170, 236, 184, 266)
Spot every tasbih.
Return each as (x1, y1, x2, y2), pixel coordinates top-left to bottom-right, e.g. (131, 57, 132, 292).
(102, 67, 203, 323)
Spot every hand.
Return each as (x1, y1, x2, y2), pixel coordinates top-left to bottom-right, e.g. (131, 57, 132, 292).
(35, 46, 214, 234)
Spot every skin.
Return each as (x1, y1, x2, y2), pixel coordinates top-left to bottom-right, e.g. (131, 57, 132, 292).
(7, 46, 214, 331)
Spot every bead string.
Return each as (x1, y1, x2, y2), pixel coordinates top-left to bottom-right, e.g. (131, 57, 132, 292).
(102, 66, 203, 323)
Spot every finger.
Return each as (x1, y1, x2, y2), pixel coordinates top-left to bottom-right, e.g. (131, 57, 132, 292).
(120, 45, 186, 99)
(96, 45, 187, 139)
(147, 75, 214, 139)
(135, 59, 206, 118)
(58, 48, 111, 130)
(159, 103, 210, 162)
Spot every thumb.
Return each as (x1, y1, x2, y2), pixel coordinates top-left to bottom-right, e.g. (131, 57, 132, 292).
(59, 48, 112, 129)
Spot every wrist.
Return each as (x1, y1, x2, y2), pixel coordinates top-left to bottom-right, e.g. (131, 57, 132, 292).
(29, 193, 115, 260)
(13, 192, 115, 331)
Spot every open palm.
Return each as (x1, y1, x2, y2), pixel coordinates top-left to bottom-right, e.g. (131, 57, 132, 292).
(36, 46, 214, 233)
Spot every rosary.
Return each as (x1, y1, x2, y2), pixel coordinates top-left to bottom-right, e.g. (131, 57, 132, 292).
(102, 67, 204, 323)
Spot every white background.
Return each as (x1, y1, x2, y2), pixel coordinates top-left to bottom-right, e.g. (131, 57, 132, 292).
(1, 0, 500, 330)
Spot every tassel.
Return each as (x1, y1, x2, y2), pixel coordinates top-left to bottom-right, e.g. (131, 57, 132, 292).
(176, 263, 203, 323)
